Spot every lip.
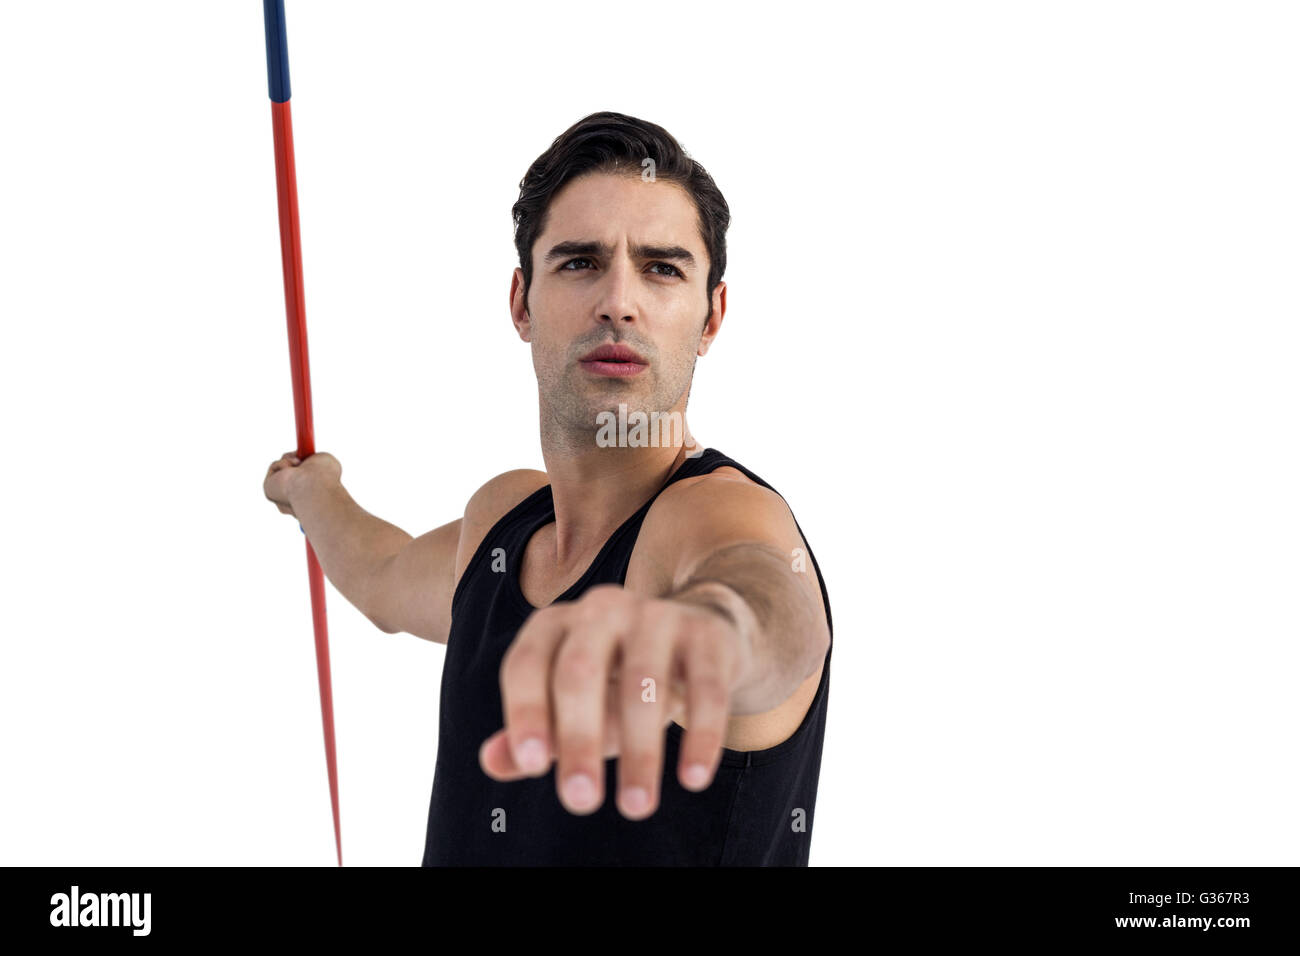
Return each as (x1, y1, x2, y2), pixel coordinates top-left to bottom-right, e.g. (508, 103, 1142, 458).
(579, 343, 648, 378)
(579, 343, 647, 364)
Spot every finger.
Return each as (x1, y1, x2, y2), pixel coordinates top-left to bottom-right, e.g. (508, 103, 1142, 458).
(490, 668, 623, 775)
(479, 727, 552, 781)
(615, 605, 676, 819)
(499, 607, 566, 778)
(676, 629, 734, 792)
(551, 604, 625, 814)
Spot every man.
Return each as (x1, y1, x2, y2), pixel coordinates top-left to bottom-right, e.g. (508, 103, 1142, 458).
(262, 111, 833, 866)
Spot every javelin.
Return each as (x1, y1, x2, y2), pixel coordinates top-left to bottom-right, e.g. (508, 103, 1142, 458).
(262, 0, 342, 866)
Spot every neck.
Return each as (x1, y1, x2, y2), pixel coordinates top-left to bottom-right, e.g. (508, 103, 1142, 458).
(538, 414, 696, 566)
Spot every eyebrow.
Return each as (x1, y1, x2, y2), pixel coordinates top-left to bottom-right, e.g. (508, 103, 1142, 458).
(542, 239, 696, 269)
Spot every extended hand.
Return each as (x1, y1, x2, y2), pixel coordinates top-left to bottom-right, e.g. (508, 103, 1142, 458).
(479, 583, 752, 819)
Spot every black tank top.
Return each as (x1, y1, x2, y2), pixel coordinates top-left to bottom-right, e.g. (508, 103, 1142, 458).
(421, 448, 833, 866)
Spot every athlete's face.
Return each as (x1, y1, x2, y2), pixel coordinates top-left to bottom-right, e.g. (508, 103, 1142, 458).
(510, 171, 726, 436)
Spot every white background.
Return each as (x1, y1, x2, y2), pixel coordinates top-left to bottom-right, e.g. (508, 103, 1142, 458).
(1, 0, 1295, 866)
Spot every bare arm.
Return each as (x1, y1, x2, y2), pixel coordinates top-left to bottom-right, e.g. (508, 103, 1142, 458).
(643, 475, 830, 715)
(364, 518, 462, 640)
(265, 451, 545, 644)
(667, 544, 825, 716)
(359, 469, 547, 643)
(482, 472, 831, 815)
(264, 451, 415, 629)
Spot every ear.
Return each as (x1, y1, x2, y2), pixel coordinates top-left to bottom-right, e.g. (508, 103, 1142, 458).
(509, 268, 532, 342)
(698, 280, 727, 356)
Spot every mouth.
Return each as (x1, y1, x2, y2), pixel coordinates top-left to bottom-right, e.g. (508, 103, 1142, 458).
(578, 343, 648, 378)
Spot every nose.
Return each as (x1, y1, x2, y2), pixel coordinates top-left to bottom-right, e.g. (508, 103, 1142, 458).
(595, 255, 637, 324)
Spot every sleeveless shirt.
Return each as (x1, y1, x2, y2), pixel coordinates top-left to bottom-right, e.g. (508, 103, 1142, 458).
(421, 448, 833, 866)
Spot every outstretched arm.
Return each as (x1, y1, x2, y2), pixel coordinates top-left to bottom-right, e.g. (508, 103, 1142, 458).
(480, 472, 829, 820)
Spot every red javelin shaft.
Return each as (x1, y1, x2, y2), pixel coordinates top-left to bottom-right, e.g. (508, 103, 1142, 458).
(267, 96, 343, 869)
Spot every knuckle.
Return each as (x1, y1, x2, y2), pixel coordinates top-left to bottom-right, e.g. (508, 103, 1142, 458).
(554, 645, 602, 689)
(574, 599, 607, 627)
(619, 650, 658, 692)
(556, 731, 600, 761)
(621, 750, 661, 781)
(634, 599, 665, 626)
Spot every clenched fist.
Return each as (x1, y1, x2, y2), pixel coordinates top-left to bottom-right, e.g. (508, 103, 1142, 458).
(478, 582, 755, 820)
(262, 450, 341, 518)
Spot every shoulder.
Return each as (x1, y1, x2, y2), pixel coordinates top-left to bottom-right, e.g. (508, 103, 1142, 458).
(464, 468, 549, 521)
(454, 468, 549, 579)
(637, 465, 805, 580)
(645, 465, 796, 541)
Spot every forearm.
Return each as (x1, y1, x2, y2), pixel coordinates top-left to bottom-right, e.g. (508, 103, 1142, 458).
(288, 477, 413, 624)
(668, 542, 829, 715)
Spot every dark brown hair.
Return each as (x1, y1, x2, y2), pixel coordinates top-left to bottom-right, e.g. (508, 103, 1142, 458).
(512, 111, 730, 322)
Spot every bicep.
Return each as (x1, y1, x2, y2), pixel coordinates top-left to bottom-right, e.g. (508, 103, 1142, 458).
(367, 517, 463, 643)
(369, 468, 548, 642)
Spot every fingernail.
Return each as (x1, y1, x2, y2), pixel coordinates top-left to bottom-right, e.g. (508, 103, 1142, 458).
(622, 786, 649, 815)
(683, 764, 710, 789)
(563, 773, 596, 809)
(516, 737, 546, 773)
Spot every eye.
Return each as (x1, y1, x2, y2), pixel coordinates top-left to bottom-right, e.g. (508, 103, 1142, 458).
(558, 257, 684, 278)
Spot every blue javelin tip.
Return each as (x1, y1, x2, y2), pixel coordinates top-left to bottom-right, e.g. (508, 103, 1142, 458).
(263, 0, 292, 103)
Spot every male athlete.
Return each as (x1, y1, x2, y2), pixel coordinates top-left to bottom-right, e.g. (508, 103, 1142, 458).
(262, 111, 833, 865)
